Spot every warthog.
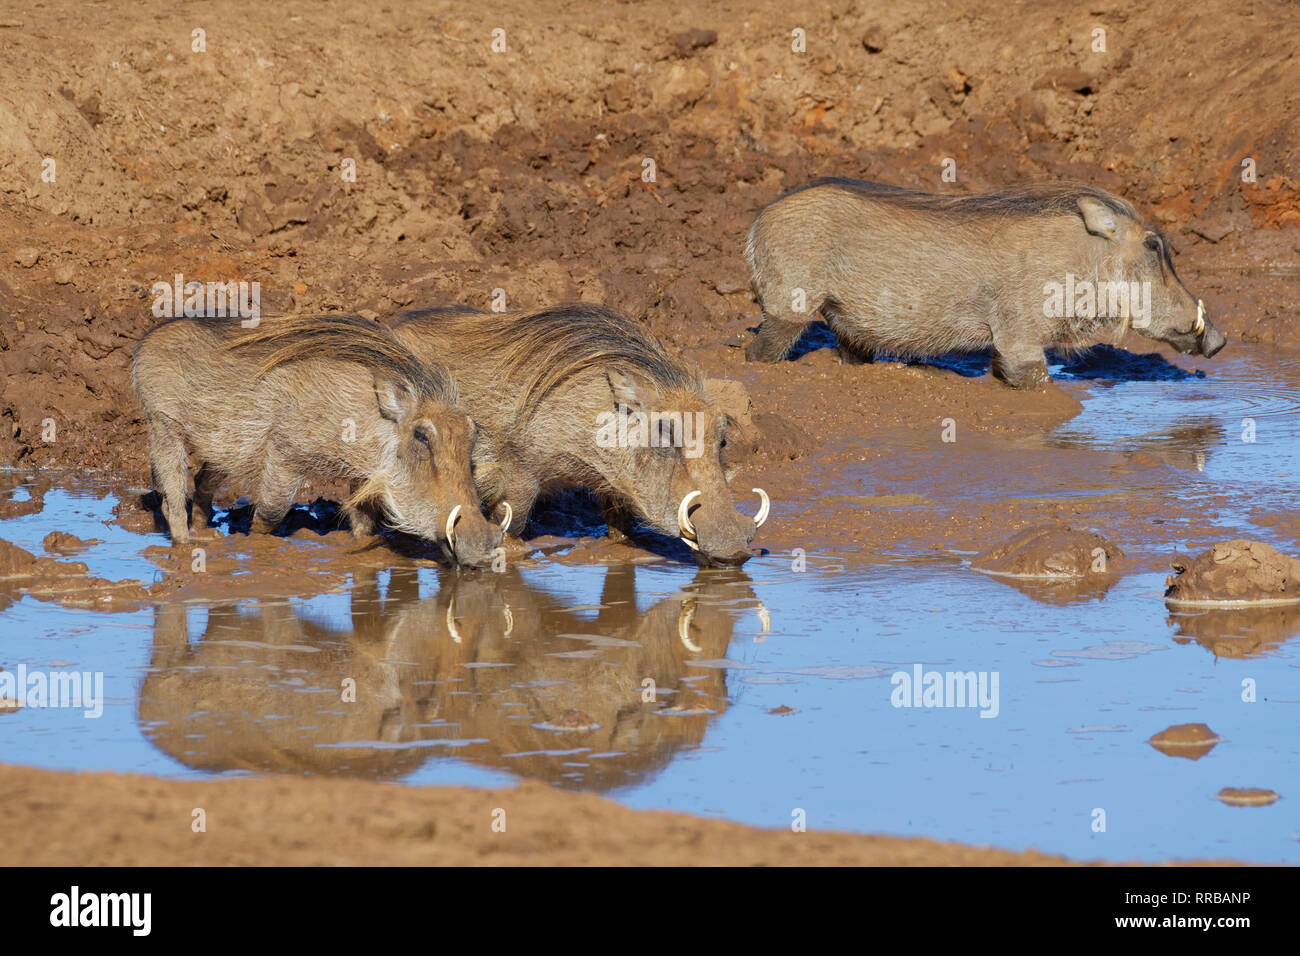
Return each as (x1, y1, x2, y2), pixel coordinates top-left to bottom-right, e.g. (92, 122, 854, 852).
(393, 304, 768, 565)
(131, 314, 503, 566)
(744, 179, 1226, 387)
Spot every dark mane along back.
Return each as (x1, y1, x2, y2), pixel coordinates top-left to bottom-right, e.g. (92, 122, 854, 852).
(397, 304, 700, 417)
(227, 313, 453, 401)
(798, 178, 1141, 222)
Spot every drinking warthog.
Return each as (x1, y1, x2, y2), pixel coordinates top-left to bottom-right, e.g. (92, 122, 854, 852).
(744, 179, 1226, 387)
(131, 314, 503, 566)
(392, 304, 769, 565)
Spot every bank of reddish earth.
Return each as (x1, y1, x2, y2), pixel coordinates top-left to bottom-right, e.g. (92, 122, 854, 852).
(1, 0, 1297, 864)
(0, 763, 1100, 865)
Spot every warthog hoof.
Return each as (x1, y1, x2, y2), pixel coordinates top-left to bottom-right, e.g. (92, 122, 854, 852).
(992, 358, 1050, 389)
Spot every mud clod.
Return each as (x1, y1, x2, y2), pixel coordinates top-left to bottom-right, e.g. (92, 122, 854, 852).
(1148, 723, 1220, 760)
(42, 531, 98, 554)
(1214, 788, 1280, 808)
(1165, 540, 1300, 607)
(972, 524, 1122, 579)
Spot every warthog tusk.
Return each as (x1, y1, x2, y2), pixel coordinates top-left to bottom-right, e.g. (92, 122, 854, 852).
(445, 504, 462, 551)
(1194, 299, 1206, 337)
(503, 604, 514, 639)
(498, 501, 513, 531)
(446, 597, 461, 644)
(677, 490, 701, 544)
(678, 603, 701, 653)
(752, 488, 770, 528)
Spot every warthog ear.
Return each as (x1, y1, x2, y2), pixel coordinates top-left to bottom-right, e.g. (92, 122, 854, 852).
(607, 370, 643, 412)
(1076, 197, 1118, 239)
(374, 376, 414, 423)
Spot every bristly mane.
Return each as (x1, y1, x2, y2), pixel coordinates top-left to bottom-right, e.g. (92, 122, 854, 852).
(225, 314, 454, 401)
(801, 178, 1142, 221)
(396, 304, 701, 418)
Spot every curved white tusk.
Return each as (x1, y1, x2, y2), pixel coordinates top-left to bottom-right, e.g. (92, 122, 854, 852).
(502, 604, 514, 639)
(677, 489, 701, 541)
(752, 488, 770, 528)
(445, 504, 462, 551)
(498, 501, 513, 531)
(1194, 299, 1206, 337)
(678, 603, 701, 653)
(446, 598, 461, 644)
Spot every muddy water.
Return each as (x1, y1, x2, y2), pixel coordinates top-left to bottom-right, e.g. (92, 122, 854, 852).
(2, 352, 1299, 864)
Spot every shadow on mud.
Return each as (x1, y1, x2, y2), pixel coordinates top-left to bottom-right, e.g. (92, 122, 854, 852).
(517, 488, 758, 564)
(139, 490, 346, 539)
(139, 487, 718, 565)
(138, 563, 765, 789)
(778, 322, 1206, 382)
(1051, 344, 1207, 382)
(138, 491, 459, 561)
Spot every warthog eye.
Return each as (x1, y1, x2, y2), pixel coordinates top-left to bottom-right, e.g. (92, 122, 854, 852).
(414, 425, 437, 449)
(1144, 234, 1162, 253)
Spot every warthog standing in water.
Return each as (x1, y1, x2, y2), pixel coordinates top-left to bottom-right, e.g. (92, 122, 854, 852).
(393, 304, 769, 566)
(744, 179, 1226, 387)
(132, 314, 503, 566)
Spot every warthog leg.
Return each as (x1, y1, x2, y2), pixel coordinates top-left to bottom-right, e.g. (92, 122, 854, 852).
(191, 463, 220, 533)
(991, 323, 1050, 389)
(837, 341, 875, 366)
(147, 415, 192, 545)
(344, 481, 378, 538)
(991, 352, 1050, 389)
(344, 502, 377, 538)
(250, 455, 299, 534)
(745, 313, 809, 362)
(250, 506, 289, 535)
(603, 499, 636, 542)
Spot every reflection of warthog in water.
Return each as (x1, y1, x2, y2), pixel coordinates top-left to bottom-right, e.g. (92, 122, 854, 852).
(139, 565, 764, 788)
(744, 180, 1225, 387)
(429, 565, 762, 788)
(132, 314, 501, 565)
(393, 304, 768, 566)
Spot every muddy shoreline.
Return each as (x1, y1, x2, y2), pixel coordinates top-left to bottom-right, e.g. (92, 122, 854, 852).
(0, 764, 1084, 866)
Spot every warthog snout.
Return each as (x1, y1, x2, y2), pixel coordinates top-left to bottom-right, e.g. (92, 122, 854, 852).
(1196, 301, 1227, 358)
(444, 503, 508, 569)
(1158, 298, 1226, 358)
(677, 488, 769, 566)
